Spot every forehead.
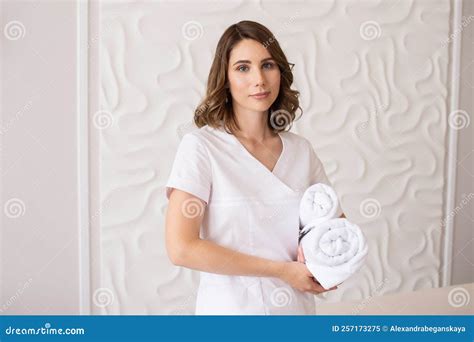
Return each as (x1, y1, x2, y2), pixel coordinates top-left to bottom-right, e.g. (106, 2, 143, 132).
(228, 39, 272, 63)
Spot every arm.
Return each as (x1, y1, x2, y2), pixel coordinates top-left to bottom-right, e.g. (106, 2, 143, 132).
(166, 188, 336, 293)
(165, 188, 284, 278)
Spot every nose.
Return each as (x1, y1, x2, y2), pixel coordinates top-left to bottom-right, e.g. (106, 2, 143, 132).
(252, 67, 265, 87)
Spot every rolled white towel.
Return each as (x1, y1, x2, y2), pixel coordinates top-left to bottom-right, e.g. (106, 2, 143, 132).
(300, 218, 368, 290)
(299, 183, 339, 228)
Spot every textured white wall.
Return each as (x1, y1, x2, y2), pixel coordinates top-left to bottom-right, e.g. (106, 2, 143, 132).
(96, 0, 454, 314)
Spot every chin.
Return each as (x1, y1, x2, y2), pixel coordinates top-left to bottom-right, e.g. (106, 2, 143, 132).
(245, 102, 272, 112)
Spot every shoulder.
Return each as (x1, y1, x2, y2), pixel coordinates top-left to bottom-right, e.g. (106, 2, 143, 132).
(180, 124, 232, 152)
(172, 127, 213, 168)
(177, 125, 229, 160)
(179, 125, 214, 146)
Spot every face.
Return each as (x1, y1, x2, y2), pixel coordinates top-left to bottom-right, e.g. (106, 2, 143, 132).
(227, 39, 281, 115)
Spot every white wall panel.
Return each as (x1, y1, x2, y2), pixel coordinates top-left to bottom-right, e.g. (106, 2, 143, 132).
(1, 0, 87, 314)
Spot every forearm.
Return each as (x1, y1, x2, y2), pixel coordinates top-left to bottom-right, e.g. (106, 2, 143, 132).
(176, 238, 285, 278)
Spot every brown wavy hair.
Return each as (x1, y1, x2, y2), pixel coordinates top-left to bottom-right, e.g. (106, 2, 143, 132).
(194, 20, 302, 134)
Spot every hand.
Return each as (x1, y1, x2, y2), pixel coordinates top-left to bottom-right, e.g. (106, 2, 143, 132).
(296, 244, 341, 290)
(278, 261, 338, 295)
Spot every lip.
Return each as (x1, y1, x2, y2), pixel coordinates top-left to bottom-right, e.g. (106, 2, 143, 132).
(250, 91, 270, 99)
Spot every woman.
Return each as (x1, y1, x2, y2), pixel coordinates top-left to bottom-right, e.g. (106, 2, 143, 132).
(165, 20, 344, 315)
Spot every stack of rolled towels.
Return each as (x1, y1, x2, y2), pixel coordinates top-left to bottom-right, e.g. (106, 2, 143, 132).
(299, 183, 368, 290)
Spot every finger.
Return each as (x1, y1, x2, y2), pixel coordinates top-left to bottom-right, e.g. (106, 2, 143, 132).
(309, 289, 327, 295)
(311, 282, 327, 293)
(314, 283, 338, 293)
(320, 284, 338, 292)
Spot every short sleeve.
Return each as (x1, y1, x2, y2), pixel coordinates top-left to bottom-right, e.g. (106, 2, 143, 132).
(307, 140, 344, 217)
(165, 133, 212, 204)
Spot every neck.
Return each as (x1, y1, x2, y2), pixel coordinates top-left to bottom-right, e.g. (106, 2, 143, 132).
(231, 105, 273, 143)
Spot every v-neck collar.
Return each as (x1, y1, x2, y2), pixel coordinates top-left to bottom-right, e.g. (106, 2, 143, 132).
(212, 125, 296, 194)
(229, 130, 285, 175)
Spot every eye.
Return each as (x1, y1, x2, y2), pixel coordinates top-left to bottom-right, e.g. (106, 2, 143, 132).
(262, 62, 275, 69)
(236, 65, 249, 72)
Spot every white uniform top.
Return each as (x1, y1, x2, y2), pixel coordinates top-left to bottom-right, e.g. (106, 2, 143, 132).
(166, 124, 342, 315)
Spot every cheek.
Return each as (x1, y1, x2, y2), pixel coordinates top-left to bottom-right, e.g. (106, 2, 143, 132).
(270, 71, 281, 89)
(228, 74, 249, 96)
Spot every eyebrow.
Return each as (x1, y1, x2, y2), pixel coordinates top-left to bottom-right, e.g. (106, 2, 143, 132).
(232, 57, 275, 66)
